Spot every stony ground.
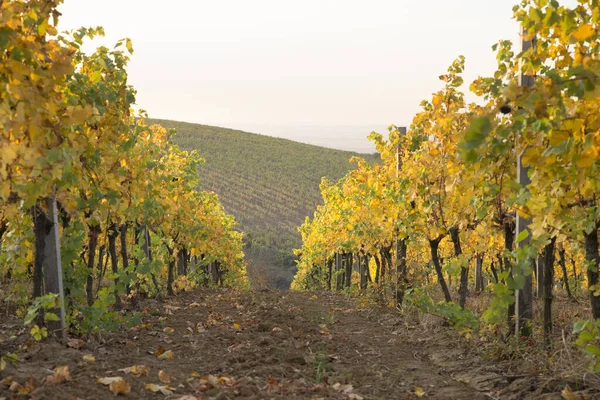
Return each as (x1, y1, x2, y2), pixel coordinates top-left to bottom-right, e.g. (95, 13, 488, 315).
(0, 289, 594, 399)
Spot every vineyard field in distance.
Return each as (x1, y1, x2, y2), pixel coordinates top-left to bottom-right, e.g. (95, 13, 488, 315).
(152, 119, 380, 288)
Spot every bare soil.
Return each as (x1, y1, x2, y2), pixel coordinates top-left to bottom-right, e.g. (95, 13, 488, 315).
(0, 289, 594, 399)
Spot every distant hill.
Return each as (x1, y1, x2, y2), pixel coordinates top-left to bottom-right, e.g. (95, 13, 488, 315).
(151, 119, 379, 288)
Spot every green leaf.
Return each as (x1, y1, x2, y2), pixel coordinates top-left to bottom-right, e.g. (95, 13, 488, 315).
(573, 320, 589, 333)
(516, 229, 529, 244)
(463, 116, 492, 148)
(0, 27, 12, 50)
(513, 274, 525, 290)
(37, 19, 48, 36)
(579, 330, 596, 342)
(585, 345, 600, 357)
(462, 149, 478, 164)
(23, 308, 39, 326)
(44, 312, 60, 322)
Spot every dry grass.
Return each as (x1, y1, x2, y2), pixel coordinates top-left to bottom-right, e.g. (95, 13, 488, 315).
(422, 283, 600, 394)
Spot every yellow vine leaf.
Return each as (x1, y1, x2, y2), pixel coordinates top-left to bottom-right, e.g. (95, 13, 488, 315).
(549, 130, 570, 146)
(522, 147, 541, 167)
(575, 147, 598, 168)
(571, 24, 595, 41)
(2, 145, 18, 165)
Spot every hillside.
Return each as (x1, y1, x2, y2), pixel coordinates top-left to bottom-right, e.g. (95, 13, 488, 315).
(150, 119, 380, 288)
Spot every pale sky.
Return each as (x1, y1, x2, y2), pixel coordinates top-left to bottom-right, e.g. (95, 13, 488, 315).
(57, 0, 526, 152)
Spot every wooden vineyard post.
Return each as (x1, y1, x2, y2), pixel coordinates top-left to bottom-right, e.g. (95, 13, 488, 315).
(395, 126, 408, 307)
(475, 254, 484, 292)
(344, 253, 352, 288)
(515, 28, 535, 337)
(358, 253, 365, 290)
(327, 258, 333, 291)
(43, 193, 67, 341)
(536, 255, 544, 298)
(335, 253, 343, 290)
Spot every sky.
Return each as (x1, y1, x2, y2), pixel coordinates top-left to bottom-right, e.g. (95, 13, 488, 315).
(57, 0, 525, 153)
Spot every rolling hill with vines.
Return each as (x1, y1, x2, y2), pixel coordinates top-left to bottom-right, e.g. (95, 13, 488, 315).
(150, 119, 379, 288)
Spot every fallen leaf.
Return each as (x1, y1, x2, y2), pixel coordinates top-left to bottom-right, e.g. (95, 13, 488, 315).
(154, 347, 166, 356)
(332, 382, 354, 393)
(164, 305, 181, 315)
(98, 377, 124, 385)
(163, 327, 175, 333)
(233, 322, 241, 330)
(562, 386, 590, 400)
(414, 386, 425, 397)
(118, 365, 150, 377)
(188, 302, 201, 308)
(110, 378, 131, 395)
(8, 381, 24, 393)
(175, 396, 200, 400)
(265, 376, 282, 392)
(0, 376, 14, 386)
(17, 376, 37, 395)
(272, 327, 282, 332)
(67, 338, 85, 349)
(46, 365, 69, 384)
(97, 377, 132, 395)
(146, 383, 175, 395)
(158, 370, 171, 383)
(319, 324, 329, 335)
(216, 375, 235, 387)
(82, 354, 96, 362)
(97, 376, 129, 395)
(158, 350, 174, 360)
(227, 343, 246, 352)
(201, 374, 235, 388)
(133, 323, 152, 331)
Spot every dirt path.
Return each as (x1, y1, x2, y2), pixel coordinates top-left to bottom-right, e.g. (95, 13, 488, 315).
(1, 290, 518, 399)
